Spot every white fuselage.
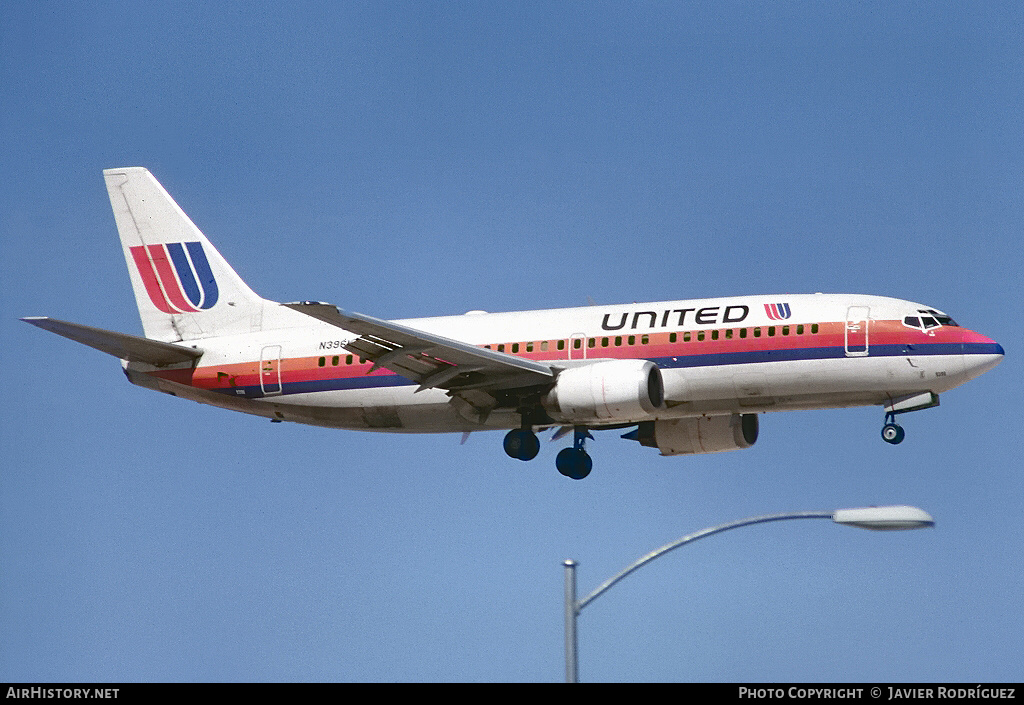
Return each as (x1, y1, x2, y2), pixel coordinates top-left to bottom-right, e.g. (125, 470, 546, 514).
(129, 292, 1003, 433)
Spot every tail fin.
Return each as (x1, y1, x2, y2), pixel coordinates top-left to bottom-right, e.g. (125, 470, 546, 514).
(104, 167, 269, 342)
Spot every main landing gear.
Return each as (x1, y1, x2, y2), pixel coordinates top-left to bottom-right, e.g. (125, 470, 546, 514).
(503, 428, 540, 461)
(881, 412, 905, 445)
(555, 428, 594, 480)
(502, 426, 594, 479)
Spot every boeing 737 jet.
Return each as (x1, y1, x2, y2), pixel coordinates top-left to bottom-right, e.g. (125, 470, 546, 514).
(23, 168, 1004, 478)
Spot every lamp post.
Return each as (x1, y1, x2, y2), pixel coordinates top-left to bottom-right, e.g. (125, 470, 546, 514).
(563, 505, 934, 683)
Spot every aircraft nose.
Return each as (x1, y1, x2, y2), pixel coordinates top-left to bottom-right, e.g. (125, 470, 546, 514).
(961, 329, 1004, 380)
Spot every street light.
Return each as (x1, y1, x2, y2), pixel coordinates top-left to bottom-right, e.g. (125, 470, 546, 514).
(563, 505, 934, 683)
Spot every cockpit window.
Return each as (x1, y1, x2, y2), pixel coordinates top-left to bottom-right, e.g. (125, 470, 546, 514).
(903, 309, 958, 332)
(921, 309, 957, 326)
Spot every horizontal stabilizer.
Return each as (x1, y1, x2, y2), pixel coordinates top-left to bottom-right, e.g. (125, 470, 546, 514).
(22, 317, 202, 366)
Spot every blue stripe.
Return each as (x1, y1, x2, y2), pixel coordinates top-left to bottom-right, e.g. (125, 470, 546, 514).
(213, 372, 411, 398)
(185, 241, 218, 309)
(965, 342, 1003, 356)
(210, 341, 999, 399)
(167, 243, 202, 308)
(658, 342, 970, 370)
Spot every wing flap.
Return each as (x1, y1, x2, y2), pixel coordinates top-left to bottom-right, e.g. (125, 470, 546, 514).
(22, 317, 202, 366)
(282, 302, 554, 392)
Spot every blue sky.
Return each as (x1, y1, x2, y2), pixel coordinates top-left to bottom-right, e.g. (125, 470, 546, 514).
(2, 1, 1021, 683)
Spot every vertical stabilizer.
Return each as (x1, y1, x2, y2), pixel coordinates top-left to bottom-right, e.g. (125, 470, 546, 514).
(104, 167, 268, 342)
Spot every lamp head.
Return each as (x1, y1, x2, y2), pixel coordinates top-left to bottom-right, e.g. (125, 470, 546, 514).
(832, 505, 935, 530)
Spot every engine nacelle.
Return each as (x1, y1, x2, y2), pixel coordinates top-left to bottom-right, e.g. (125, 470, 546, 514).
(626, 414, 758, 456)
(544, 359, 664, 423)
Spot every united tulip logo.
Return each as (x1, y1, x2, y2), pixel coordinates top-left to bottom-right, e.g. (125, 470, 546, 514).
(764, 303, 792, 320)
(130, 242, 219, 313)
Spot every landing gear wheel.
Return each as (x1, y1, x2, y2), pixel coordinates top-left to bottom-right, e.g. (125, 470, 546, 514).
(881, 423, 905, 445)
(556, 448, 593, 480)
(555, 426, 595, 479)
(503, 429, 540, 461)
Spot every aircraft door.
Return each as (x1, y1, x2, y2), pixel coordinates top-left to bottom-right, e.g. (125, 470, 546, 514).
(845, 306, 870, 357)
(260, 345, 283, 395)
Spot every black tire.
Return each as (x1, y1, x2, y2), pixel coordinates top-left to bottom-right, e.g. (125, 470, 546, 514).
(556, 447, 592, 479)
(504, 429, 540, 461)
(881, 423, 905, 445)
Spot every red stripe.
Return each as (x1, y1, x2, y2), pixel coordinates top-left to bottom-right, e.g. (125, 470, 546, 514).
(147, 245, 198, 312)
(130, 246, 176, 314)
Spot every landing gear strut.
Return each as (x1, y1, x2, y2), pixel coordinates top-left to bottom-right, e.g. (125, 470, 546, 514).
(556, 427, 593, 480)
(881, 412, 905, 445)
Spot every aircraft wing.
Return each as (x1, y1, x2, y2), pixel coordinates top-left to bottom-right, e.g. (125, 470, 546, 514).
(283, 302, 555, 393)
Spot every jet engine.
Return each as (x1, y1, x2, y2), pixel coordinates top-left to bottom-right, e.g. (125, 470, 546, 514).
(544, 359, 664, 423)
(624, 414, 758, 455)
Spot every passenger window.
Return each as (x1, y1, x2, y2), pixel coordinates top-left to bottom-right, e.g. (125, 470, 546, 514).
(711, 330, 719, 340)
(768, 327, 776, 336)
(668, 333, 676, 343)
(697, 331, 705, 341)
(683, 332, 691, 342)
(601, 337, 609, 347)
(740, 328, 747, 338)
(811, 324, 819, 334)
(332, 356, 339, 366)
(641, 335, 649, 345)
(588, 338, 595, 348)
(629, 335, 637, 345)
(541, 341, 549, 352)
(754, 328, 762, 338)
(796, 325, 804, 335)
(572, 339, 580, 349)
(498, 344, 505, 352)
(615, 336, 622, 346)
(725, 329, 733, 339)
(346, 355, 353, 364)
(782, 326, 789, 336)
(512, 343, 520, 353)
(318, 357, 326, 367)
(526, 342, 534, 352)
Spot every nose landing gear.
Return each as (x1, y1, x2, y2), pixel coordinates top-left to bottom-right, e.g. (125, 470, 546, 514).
(881, 413, 905, 445)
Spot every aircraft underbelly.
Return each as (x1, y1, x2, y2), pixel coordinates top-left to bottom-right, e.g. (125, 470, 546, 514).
(665, 358, 901, 401)
(145, 349, 973, 433)
(660, 353, 968, 415)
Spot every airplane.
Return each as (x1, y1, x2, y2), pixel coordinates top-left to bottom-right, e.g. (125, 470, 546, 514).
(23, 168, 1004, 479)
